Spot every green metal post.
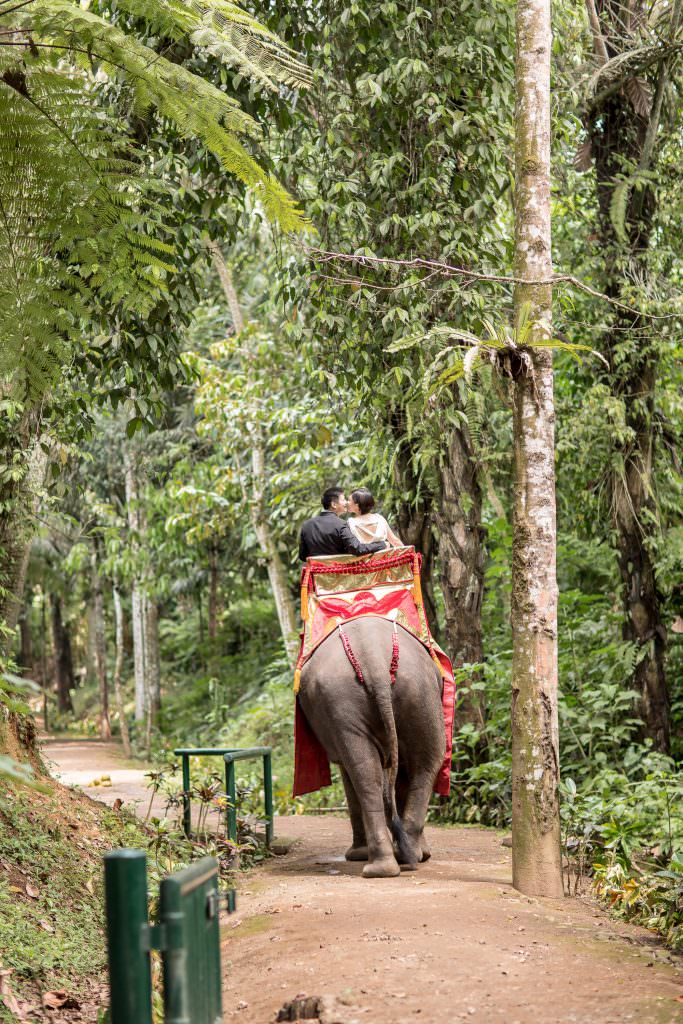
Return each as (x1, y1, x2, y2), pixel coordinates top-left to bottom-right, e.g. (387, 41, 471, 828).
(103, 849, 152, 1024)
(225, 758, 237, 843)
(181, 753, 191, 838)
(160, 857, 222, 1024)
(263, 752, 273, 847)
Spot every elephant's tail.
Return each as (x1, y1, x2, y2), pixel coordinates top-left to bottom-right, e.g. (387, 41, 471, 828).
(372, 678, 417, 869)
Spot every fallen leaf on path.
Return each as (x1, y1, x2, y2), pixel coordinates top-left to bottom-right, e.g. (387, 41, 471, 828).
(42, 990, 80, 1010)
(0, 967, 23, 1017)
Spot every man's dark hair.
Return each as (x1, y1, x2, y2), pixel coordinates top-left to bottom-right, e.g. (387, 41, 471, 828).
(322, 486, 344, 510)
(351, 488, 375, 514)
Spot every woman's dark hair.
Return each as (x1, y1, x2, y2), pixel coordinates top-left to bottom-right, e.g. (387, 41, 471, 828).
(351, 488, 375, 514)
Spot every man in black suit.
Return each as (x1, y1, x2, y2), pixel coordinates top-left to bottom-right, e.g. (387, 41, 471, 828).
(299, 487, 386, 561)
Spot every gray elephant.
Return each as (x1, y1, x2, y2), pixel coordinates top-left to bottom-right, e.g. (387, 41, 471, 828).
(298, 616, 446, 878)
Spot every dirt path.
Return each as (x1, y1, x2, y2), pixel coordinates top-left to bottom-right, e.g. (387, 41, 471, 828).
(42, 738, 683, 1023)
(42, 737, 153, 812)
(226, 816, 683, 1024)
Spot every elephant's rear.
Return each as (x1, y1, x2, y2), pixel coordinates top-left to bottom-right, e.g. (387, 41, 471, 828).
(299, 616, 446, 876)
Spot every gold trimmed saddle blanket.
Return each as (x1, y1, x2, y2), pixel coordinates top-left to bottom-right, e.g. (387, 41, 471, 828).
(292, 547, 455, 797)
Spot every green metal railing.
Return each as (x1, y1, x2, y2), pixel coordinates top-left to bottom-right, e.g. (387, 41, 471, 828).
(174, 746, 274, 847)
(104, 849, 234, 1024)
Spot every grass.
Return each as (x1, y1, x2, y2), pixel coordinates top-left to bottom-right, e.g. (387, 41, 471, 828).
(0, 778, 149, 1020)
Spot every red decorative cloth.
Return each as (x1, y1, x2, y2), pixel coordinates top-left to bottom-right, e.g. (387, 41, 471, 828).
(292, 547, 455, 798)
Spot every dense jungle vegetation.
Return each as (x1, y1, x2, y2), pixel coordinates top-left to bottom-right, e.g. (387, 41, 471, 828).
(1, 0, 682, 961)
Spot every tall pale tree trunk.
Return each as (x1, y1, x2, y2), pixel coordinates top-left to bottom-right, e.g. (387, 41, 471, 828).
(112, 585, 132, 758)
(130, 585, 147, 724)
(144, 596, 161, 719)
(510, 0, 563, 897)
(124, 449, 148, 724)
(209, 240, 299, 666)
(91, 539, 111, 740)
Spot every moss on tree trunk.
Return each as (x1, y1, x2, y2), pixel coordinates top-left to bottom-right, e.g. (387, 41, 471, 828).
(510, 0, 563, 897)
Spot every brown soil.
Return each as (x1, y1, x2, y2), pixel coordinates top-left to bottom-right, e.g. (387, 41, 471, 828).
(43, 739, 683, 1024)
(225, 816, 683, 1024)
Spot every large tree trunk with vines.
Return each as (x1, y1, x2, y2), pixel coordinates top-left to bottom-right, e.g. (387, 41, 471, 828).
(510, 0, 563, 897)
(392, 437, 441, 639)
(50, 594, 74, 714)
(586, 16, 672, 750)
(434, 426, 486, 739)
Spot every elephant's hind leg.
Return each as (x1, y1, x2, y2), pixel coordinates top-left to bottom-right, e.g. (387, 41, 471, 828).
(399, 769, 435, 865)
(341, 767, 368, 861)
(342, 755, 400, 878)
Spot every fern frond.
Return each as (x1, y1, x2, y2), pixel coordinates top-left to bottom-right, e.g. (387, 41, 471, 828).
(7, 0, 309, 229)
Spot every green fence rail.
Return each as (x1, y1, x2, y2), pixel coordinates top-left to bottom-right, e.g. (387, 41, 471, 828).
(104, 849, 234, 1024)
(173, 746, 274, 847)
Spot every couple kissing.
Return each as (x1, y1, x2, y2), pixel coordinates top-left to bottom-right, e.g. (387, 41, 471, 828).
(298, 487, 403, 562)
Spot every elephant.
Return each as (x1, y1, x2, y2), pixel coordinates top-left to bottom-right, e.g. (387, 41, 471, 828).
(298, 616, 446, 878)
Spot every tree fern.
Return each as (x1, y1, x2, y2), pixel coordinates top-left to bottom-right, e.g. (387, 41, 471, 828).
(5, 0, 310, 230)
(0, 0, 311, 399)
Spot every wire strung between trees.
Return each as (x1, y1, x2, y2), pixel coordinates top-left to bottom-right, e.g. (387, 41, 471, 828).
(300, 243, 682, 322)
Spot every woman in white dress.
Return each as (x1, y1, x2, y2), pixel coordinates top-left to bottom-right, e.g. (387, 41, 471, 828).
(347, 488, 404, 548)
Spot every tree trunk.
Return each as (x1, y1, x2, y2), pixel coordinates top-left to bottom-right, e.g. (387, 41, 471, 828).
(91, 539, 111, 740)
(587, 39, 672, 751)
(50, 594, 74, 714)
(435, 426, 486, 738)
(510, 0, 563, 897)
(208, 541, 220, 643)
(393, 439, 441, 639)
(0, 440, 48, 654)
(130, 583, 147, 723)
(124, 447, 148, 724)
(112, 585, 132, 758)
(209, 240, 299, 666)
(144, 596, 161, 718)
(614, 432, 669, 750)
(18, 603, 33, 676)
(85, 601, 97, 686)
(251, 444, 299, 666)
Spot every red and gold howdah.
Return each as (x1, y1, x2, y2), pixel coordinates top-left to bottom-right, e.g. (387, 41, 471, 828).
(292, 546, 456, 797)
